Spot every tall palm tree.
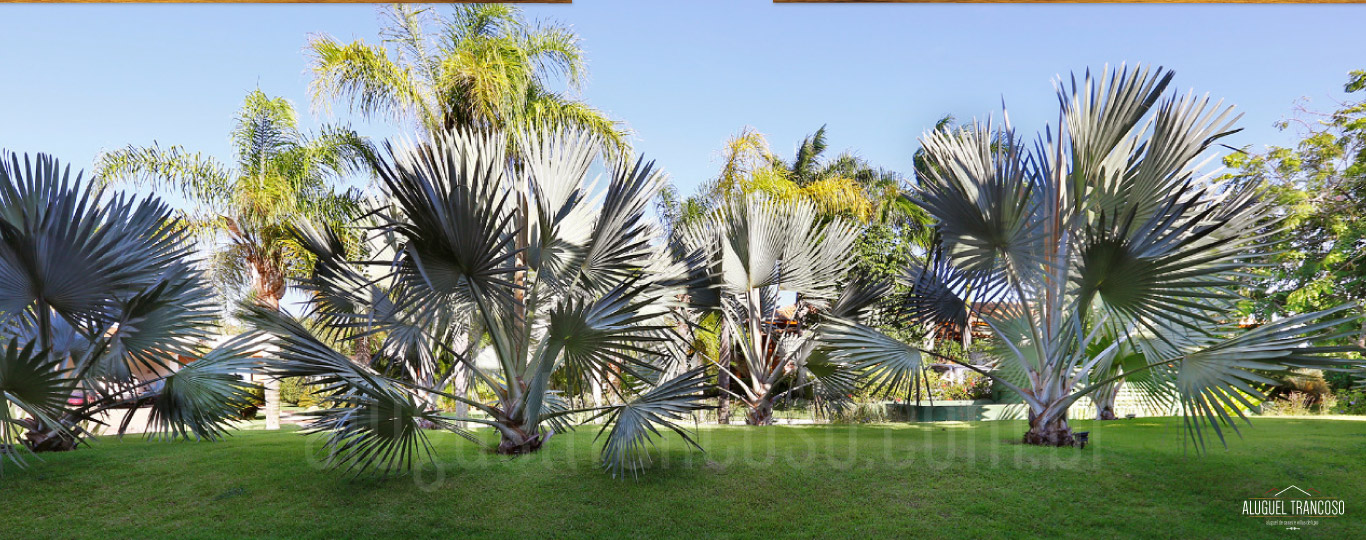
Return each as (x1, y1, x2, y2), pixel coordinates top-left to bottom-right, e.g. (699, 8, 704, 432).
(821, 65, 1361, 448)
(0, 152, 258, 469)
(696, 126, 898, 224)
(308, 3, 625, 153)
(246, 128, 709, 477)
(94, 89, 370, 430)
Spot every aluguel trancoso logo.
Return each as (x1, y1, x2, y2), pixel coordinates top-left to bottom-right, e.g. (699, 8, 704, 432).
(1242, 485, 1347, 530)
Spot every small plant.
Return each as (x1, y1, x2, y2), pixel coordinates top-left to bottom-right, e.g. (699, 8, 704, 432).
(1331, 390, 1366, 415)
(239, 384, 265, 420)
(279, 377, 307, 406)
(828, 395, 888, 424)
(921, 370, 993, 401)
(1262, 392, 1313, 416)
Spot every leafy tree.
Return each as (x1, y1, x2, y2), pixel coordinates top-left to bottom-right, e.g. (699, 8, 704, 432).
(246, 129, 710, 477)
(1224, 71, 1366, 349)
(821, 65, 1360, 447)
(0, 152, 258, 470)
(308, 4, 625, 153)
(94, 89, 369, 429)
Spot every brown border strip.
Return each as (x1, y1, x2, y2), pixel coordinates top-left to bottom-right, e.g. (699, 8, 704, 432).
(775, 1, 1365, 3)
(0, 1, 571, 3)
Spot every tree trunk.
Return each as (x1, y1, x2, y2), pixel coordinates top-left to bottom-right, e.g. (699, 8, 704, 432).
(253, 261, 286, 431)
(1023, 409, 1075, 447)
(717, 321, 732, 425)
(590, 373, 604, 408)
(745, 398, 774, 426)
(452, 364, 470, 429)
(1094, 379, 1123, 421)
(263, 377, 281, 430)
(19, 417, 77, 453)
(494, 423, 552, 455)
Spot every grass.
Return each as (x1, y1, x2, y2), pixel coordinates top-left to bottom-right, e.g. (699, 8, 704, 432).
(3, 417, 1364, 539)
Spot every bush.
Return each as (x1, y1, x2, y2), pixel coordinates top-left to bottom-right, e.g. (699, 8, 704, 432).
(296, 389, 321, 409)
(922, 370, 993, 401)
(279, 377, 307, 405)
(238, 382, 264, 420)
(1332, 389, 1366, 415)
(828, 396, 888, 424)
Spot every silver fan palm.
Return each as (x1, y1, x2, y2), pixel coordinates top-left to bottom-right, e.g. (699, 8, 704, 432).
(821, 65, 1362, 447)
(0, 152, 259, 471)
(245, 128, 709, 477)
(675, 196, 875, 424)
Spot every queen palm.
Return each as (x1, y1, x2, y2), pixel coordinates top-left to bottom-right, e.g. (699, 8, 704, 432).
(308, 4, 625, 153)
(0, 152, 258, 469)
(246, 128, 708, 477)
(94, 89, 370, 429)
(821, 65, 1361, 447)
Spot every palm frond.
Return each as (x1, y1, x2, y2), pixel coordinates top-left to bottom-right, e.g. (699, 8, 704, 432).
(593, 367, 708, 478)
(144, 334, 262, 441)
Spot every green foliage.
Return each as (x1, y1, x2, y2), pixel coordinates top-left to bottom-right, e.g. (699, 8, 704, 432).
(0, 152, 259, 466)
(1332, 389, 1366, 414)
(308, 4, 625, 153)
(95, 89, 370, 311)
(921, 370, 993, 401)
(1224, 69, 1366, 334)
(279, 377, 307, 406)
(826, 395, 889, 424)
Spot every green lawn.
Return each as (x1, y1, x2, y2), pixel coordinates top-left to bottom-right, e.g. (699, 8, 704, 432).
(3, 417, 1364, 539)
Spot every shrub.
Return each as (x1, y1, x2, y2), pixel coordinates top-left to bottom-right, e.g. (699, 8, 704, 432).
(828, 395, 888, 424)
(238, 383, 265, 420)
(1262, 392, 1314, 416)
(922, 370, 993, 401)
(1332, 390, 1366, 415)
(279, 377, 307, 406)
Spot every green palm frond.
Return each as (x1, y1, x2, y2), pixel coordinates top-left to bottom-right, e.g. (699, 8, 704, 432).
(1171, 306, 1361, 449)
(819, 319, 924, 397)
(593, 367, 708, 479)
(0, 338, 75, 471)
(308, 35, 436, 131)
(145, 334, 261, 441)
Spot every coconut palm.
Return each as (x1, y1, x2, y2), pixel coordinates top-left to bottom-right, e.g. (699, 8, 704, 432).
(0, 152, 259, 471)
(308, 4, 625, 153)
(244, 128, 709, 477)
(94, 89, 370, 430)
(820, 65, 1361, 447)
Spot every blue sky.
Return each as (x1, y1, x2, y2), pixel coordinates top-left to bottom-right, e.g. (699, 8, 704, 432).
(3, 1, 1365, 197)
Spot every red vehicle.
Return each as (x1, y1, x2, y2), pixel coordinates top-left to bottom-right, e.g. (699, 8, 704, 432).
(67, 390, 95, 407)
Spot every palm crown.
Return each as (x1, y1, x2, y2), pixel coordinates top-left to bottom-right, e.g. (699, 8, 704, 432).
(821, 65, 1361, 447)
(246, 128, 710, 477)
(0, 152, 259, 470)
(309, 4, 626, 154)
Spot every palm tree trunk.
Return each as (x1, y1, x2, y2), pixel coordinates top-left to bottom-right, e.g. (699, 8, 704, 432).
(745, 397, 774, 426)
(591, 373, 604, 408)
(1094, 379, 1123, 421)
(253, 261, 286, 431)
(1023, 407, 1075, 446)
(717, 319, 732, 425)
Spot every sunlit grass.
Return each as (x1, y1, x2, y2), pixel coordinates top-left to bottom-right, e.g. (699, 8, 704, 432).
(3, 417, 1364, 539)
